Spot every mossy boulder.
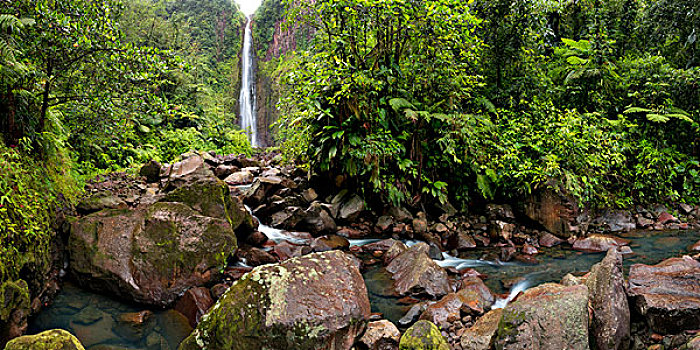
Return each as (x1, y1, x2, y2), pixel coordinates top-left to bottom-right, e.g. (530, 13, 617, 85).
(399, 320, 449, 350)
(0, 280, 30, 345)
(178, 251, 371, 350)
(493, 283, 589, 350)
(70, 202, 237, 307)
(4, 329, 85, 350)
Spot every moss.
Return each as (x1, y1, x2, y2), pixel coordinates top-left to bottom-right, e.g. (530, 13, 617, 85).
(399, 320, 450, 350)
(0, 280, 30, 322)
(4, 329, 85, 350)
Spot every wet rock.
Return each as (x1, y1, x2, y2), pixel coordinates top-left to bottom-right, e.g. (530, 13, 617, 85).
(179, 251, 371, 350)
(161, 154, 207, 180)
(224, 170, 254, 184)
(586, 249, 630, 350)
(77, 191, 127, 214)
(114, 310, 155, 340)
(500, 246, 517, 262)
(399, 320, 449, 350)
(117, 310, 153, 326)
(627, 256, 700, 334)
(457, 277, 495, 314)
(72, 305, 104, 325)
(339, 195, 365, 221)
(175, 287, 214, 328)
(412, 212, 429, 234)
(270, 206, 305, 229)
(419, 293, 465, 326)
(459, 308, 503, 350)
(493, 283, 589, 350)
(236, 246, 278, 266)
(572, 234, 630, 253)
(4, 329, 85, 350)
(386, 243, 450, 298)
(486, 204, 516, 220)
(446, 231, 476, 251)
(538, 232, 564, 247)
(70, 200, 237, 306)
(311, 235, 350, 252)
(358, 320, 400, 350)
(139, 160, 162, 183)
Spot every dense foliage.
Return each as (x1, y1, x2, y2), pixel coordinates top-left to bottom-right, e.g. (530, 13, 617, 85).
(275, 0, 700, 209)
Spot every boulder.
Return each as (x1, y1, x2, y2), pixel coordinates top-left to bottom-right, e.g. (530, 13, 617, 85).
(522, 188, 583, 237)
(300, 202, 337, 235)
(311, 235, 350, 252)
(493, 283, 589, 350)
(388, 207, 413, 223)
(627, 256, 700, 334)
(139, 160, 162, 183)
(657, 212, 679, 225)
(179, 251, 371, 350)
(383, 240, 409, 264)
(591, 210, 636, 232)
(538, 232, 564, 247)
(386, 244, 450, 298)
(412, 212, 429, 234)
(585, 249, 630, 350)
(459, 308, 503, 350)
(223, 171, 254, 184)
(236, 246, 278, 266)
(272, 241, 309, 261)
(377, 216, 394, 232)
(339, 195, 365, 221)
(446, 231, 476, 251)
(76, 191, 127, 214)
(175, 287, 214, 328)
(398, 320, 449, 350)
(4, 329, 85, 350)
(358, 320, 400, 350)
(161, 154, 208, 180)
(572, 234, 630, 253)
(213, 164, 239, 179)
(489, 220, 516, 241)
(70, 201, 237, 306)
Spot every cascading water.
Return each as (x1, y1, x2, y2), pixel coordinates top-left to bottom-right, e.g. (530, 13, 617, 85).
(239, 18, 258, 147)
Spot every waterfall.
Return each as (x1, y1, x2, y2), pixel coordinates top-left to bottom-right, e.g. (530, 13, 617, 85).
(239, 18, 258, 147)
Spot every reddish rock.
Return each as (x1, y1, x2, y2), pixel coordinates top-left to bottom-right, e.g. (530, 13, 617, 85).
(539, 232, 564, 247)
(272, 241, 308, 261)
(628, 256, 700, 334)
(210, 284, 229, 299)
(691, 240, 700, 251)
(358, 320, 401, 350)
(336, 226, 367, 239)
(236, 246, 278, 266)
(459, 309, 503, 350)
(311, 235, 350, 252)
(586, 249, 630, 350)
(657, 212, 679, 225)
(522, 189, 582, 238)
(489, 221, 516, 241)
(362, 239, 400, 253)
(246, 231, 269, 247)
(447, 231, 477, 251)
(175, 287, 214, 328)
(224, 266, 252, 280)
(383, 240, 409, 265)
(572, 234, 630, 253)
(386, 243, 450, 298)
(521, 243, 538, 255)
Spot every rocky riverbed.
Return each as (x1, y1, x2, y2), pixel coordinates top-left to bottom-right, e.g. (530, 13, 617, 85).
(11, 151, 700, 350)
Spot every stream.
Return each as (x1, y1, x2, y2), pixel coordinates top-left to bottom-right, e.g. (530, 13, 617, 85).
(28, 224, 698, 349)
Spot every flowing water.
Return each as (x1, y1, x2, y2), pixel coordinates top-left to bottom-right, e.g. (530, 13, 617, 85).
(239, 18, 257, 147)
(28, 225, 698, 347)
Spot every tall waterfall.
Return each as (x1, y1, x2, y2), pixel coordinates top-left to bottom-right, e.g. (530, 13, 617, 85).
(239, 18, 258, 147)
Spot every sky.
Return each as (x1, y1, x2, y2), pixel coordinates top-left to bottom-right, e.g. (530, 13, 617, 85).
(236, 0, 263, 16)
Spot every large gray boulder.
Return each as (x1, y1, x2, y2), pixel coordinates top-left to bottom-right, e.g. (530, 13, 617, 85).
(179, 251, 371, 350)
(493, 283, 590, 350)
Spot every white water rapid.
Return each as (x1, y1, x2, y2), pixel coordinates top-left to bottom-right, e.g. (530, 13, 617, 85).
(239, 18, 258, 147)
